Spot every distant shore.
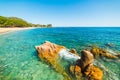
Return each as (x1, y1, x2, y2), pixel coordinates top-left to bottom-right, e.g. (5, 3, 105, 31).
(0, 27, 35, 35)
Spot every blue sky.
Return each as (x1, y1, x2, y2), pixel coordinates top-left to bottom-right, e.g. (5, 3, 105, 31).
(0, 0, 120, 27)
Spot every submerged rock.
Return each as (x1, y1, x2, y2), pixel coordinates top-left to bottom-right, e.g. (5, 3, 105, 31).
(70, 65, 82, 79)
(106, 43, 115, 47)
(91, 47, 118, 59)
(116, 54, 120, 58)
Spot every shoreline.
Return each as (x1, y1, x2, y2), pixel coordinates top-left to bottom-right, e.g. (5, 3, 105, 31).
(0, 27, 36, 35)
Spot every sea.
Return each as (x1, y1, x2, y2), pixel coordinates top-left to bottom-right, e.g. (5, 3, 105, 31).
(0, 27, 120, 80)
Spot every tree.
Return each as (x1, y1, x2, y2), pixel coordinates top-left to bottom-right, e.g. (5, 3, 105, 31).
(46, 24, 52, 27)
(0, 16, 8, 27)
(0, 16, 52, 27)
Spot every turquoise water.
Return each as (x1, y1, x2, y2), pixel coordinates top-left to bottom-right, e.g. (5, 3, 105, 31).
(0, 27, 120, 80)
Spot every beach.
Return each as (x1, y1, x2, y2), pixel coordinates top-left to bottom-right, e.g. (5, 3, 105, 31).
(0, 27, 35, 34)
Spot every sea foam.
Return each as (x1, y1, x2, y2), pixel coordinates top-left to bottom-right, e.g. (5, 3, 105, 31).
(58, 49, 80, 61)
(106, 48, 118, 55)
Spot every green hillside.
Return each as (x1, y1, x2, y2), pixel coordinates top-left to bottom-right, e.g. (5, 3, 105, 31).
(0, 16, 52, 27)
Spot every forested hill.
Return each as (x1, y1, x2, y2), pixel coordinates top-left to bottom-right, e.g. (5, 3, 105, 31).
(0, 16, 52, 27)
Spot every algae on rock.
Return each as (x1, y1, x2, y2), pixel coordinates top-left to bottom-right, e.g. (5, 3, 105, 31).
(35, 41, 72, 80)
(35, 41, 104, 80)
(91, 47, 118, 59)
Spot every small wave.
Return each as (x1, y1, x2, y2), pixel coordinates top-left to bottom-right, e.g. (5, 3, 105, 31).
(94, 60, 119, 80)
(58, 49, 80, 61)
(106, 48, 118, 55)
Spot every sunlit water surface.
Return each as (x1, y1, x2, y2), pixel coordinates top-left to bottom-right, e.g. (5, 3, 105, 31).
(0, 27, 120, 80)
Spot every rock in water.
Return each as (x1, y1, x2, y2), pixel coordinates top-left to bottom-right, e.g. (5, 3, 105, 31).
(80, 50, 103, 80)
(35, 41, 80, 80)
(84, 64, 103, 80)
(35, 41, 71, 80)
(80, 50, 94, 70)
(70, 65, 82, 79)
(91, 47, 118, 59)
(36, 41, 103, 80)
(36, 41, 80, 62)
(69, 49, 77, 54)
(70, 50, 103, 80)
(116, 54, 120, 58)
(35, 41, 65, 61)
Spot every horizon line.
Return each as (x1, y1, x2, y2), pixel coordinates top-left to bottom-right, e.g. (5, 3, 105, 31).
(53, 26, 120, 27)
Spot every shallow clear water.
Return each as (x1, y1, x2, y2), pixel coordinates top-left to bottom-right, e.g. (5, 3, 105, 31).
(0, 27, 120, 80)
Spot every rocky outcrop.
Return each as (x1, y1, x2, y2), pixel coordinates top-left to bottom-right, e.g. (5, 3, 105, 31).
(36, 41, 103, 80)
(36, 41, 72, 80)
(70, 50, 103, 80)
(84, 64, 103, 80)
(80, 50, 94, 70)
(70, 65, 82, 79)
(35, 41, 65, 61)
(91, 47, 118, 59)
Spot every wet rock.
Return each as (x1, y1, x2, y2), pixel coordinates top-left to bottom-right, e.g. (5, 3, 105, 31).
(35, 41, 72, 80)
(69, 49, 77, 54)
(116, 54, 120, 58)
(35, 41, 65, 61)
(91, 47, 118, 59)
(70, 65, 82, 79)
(80, 50, 94, 70)
(70, 50, 103, 80)
(80, 50, 103, 80)
(36, 42, 103, 80)
(69, 49, 80, 57)
(84, 64, 103, 80)
(106, 43, 115, 47)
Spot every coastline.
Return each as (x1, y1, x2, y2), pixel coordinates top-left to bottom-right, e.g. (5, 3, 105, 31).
(0, 27, 36, 35)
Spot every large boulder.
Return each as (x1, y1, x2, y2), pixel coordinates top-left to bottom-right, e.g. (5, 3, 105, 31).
(35, 41, 65, 61)
(80, 50, 94, 70)
(80, 50, 103, 80)
(70, 50, 103, 80)
(35, 41, 79, 80)
(36, 41, 80, 62)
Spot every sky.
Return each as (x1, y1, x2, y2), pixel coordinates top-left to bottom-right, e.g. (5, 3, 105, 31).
(0, 0, 120, 27)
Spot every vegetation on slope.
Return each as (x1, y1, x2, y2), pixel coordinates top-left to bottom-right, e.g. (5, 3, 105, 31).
(0, 16, 52, 27)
